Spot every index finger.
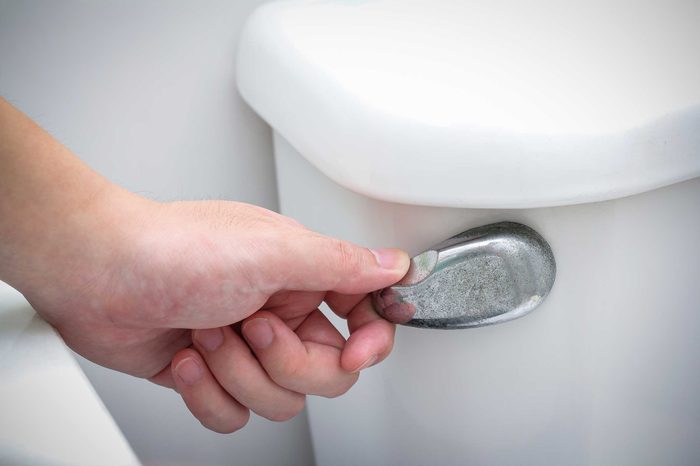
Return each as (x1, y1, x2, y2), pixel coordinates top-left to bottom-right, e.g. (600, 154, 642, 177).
(337, 295, 397, 373)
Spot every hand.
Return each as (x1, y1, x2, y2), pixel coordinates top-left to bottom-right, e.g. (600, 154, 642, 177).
(20, 191, 409, 433)
(0, 97, 409, 433)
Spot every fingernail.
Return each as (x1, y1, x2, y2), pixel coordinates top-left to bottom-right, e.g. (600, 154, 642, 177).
(175, 357, 202, 386)
(243, 318, 274, 350)
(194, 328, 224, 352)
(371, 248, 408, 270)
(352, 354, 378, 373)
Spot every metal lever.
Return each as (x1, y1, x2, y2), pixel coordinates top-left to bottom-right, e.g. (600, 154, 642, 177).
(372, 222, 556, 329)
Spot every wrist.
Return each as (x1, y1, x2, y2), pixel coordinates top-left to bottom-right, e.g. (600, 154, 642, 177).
(0, 98, 154, 314)
(11, 182, 154, 325)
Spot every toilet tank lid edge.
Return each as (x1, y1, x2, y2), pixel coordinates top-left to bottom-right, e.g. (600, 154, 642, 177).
(236, 0, 700, 208)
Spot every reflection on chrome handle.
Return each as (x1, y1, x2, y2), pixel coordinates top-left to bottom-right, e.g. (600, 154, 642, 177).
(372, 222, 556, 329)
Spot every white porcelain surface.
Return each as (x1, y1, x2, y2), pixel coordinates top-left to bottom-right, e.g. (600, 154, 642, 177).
(274, 133, 700, 466)
(238, 0, 700, 208)
(0, 282, 140, 466)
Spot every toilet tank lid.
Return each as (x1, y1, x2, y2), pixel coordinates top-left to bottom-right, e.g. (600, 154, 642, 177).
(236, 0, 700, 208)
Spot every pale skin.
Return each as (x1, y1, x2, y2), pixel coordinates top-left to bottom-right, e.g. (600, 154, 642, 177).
(0, 97, 410, 433)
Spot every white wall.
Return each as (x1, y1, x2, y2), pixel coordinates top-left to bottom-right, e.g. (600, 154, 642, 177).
(0, 1, 314, 465)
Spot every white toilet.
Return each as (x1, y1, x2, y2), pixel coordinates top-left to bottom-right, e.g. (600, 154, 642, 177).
(237, 1, 700, 464)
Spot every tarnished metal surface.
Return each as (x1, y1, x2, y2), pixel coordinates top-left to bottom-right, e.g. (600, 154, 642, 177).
(372, 222, 556, 329)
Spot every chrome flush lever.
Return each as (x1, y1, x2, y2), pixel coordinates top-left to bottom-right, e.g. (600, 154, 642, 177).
(372, 222, 556, 329)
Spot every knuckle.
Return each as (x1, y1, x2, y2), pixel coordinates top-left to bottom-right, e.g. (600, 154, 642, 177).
(206, 408, 250, 434)
(274, 359, 307, 386)
(322, 374, 359, 399)
(324, 386, 350, 399)
(266, 396, 306, 422)
(273, 350, 306, 377)
(231, 409, 251, 431)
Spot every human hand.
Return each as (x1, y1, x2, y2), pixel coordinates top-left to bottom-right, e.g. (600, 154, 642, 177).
(0, 97, 409, 433)
(20, 192, 409, 433)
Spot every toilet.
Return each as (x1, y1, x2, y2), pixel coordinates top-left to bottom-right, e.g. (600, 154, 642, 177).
(237, 1, 700, 465)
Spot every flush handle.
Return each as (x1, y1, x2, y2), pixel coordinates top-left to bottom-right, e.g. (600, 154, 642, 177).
(372, 222, 556, 329)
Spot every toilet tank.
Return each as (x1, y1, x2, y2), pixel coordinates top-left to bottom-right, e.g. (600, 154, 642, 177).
(236, 1, 700, 465)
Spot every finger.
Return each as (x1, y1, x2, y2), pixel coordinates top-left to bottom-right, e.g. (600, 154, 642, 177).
(294, 309, 346, 349)
(257, 231, 410, 294)
(341, 296, 396, 373)
(193, 326, 305, 422)
(149, 364, 176, 389)
(171, 348, 250, 433)
(324, 291, 367, 318)
(242, 311, 358, 397)
(371, 287, 416, 323)
(263, 290, 325, 321)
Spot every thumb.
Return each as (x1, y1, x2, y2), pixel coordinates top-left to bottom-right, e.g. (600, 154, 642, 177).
(258, 230, 409, 294)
